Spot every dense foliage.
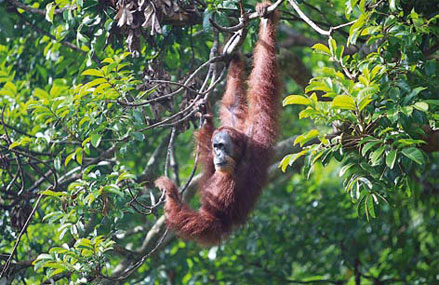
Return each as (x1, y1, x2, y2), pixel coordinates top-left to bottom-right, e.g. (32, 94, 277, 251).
(281, 0, 439, 219)
(0, 0, 438, 284)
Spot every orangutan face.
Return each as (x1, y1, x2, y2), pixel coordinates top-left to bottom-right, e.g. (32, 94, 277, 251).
(212, 130, 236, 173)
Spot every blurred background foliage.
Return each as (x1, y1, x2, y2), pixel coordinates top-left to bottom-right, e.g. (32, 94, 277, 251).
(0, 0, 438, 283)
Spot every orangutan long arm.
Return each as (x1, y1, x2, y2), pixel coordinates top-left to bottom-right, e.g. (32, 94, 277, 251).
(195, 115, 215, 176)
(155, 177, 228, 246)
(219, 55, 248, 132)
(246, 5, 280, 148)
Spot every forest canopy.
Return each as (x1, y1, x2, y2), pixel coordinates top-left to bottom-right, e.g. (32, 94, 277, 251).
(0, 0, 438, 283)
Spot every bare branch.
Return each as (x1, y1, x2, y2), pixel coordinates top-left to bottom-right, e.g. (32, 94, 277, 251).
(287, 0, 355, 37)
(248, 0, 285, 19)
(164, 127, 177, 177)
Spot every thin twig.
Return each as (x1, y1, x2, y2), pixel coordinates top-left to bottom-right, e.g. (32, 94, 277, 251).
(164, 127, 177, 177)
(0, 194, 44, 278)
(1, 108, 25, 195)
(151, 67, 226, 129)
(210, 14, 246, 32)
(170, 146, 180, 186)
(180, 144, 199, 195)
(0, 145, 58, 193)
(118, 56, 222, 108)
(1, 122, 36, 138)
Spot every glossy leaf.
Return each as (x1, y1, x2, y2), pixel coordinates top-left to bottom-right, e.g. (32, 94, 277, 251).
(401, 147, 424, 165)
(331, 95, 356, 110)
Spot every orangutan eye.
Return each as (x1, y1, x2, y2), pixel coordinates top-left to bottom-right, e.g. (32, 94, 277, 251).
(214, 143, 224, 149)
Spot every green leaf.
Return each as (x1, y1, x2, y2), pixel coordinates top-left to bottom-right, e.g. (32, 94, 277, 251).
(348, 13, 367, 44)
(311, 148, 325, 163)
(390, 0, 398, 11)
(279, 150, 308, 172)
(58, 223, 72, 240)
(17, 137, 33, 149)
(75, 238, 93, 249)
(361, 141, 380, 156)
(359, 136, 376, 145)
(356, 191, 366, 216)
(358, 86, 378, 99)
(331, 95, 356, 110)
(94, 83, 111, 94)
(86, 192, 97, 206)
(336, 45, 344, 61)
(408, 87, 426, 98)
(359, 70, 372, 84)
(117, 172, 137, 183)
(401, 147, 424, 165)
(279, 155, 293, 172)
(294, 129, 319, 147)
(358, 177, 372, 189)
(104, 185, 124, 197)
(9, 137, 32, 149)
(310, 93, 318, 105)
(45, 3, 55, 23)
(359, 0, 366, 12)
(54, 155, 62, 171)
(33, 254, 53, 263)
(43, 211, 63, 223)
(48, 268, 66, 278)
(79, 117, 90, 128)
(65, 152, 75, 167)
(397, 139, 426, 147)
(41, 190, 67, 197)
(81, 69, 104, 77)
(283, 95, 311, 106)
(371, 65, 383, 79)
(328, 39, 337, 57)
(366, 195, 376, 220)
(339, 163, 354, 177)
(76, 150, 83, 165)
(312, 43, 331, 55)
(49, 247, 68, 254)
(386, 150, 397, 169)
(299, 107, 317, 119)
(82, 137, 91, 147)
(102, 58, 114, 64)
(34, 88, 50, 99)
(358, 96, 372, 111)
(91, 133, 102, 148)
(370, 146, 386, 165)
(413, 102, 429, 112)
(401, 106, 413, 116)
(86, 78, 107, 88)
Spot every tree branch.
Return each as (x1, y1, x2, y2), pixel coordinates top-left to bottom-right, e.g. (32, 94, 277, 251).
(6, 0, 71, 16)
(287, 0, 355, 37)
